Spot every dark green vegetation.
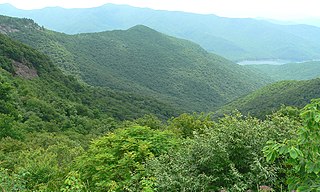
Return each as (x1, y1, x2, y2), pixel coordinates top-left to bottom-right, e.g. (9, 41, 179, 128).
(0, 15, 269, 112)
(2, 49, 318, 190)
(1, 3, 320, 61)
(0, 14, 320, 191)
(222, 61, 320, 118)
(218, 78, 320, 118)
(0, 31, 177, 122)
(246, 61, 320, 81)
(0, 30, 176, 190)
(264, 99, 320, 191)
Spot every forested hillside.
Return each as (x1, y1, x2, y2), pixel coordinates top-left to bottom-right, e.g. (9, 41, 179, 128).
(0, 15, 269, 112)
(246, 61, 320, 81)
(1, 36, 318, 190)
(217, 78, 320, 118)
(1, 3, 320, 61)
(0, 33, 176, 122)
(0, 12, 320, 192)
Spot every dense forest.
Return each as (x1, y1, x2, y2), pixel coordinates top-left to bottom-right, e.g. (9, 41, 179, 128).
(0, 30, 319, 192)
(246, 61, 320, 81)
(0, 13, 320, 192)
(0, 15, 270, 112)
(218, 78, 320, 118)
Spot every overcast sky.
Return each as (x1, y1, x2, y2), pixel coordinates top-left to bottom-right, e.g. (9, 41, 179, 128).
(0, 0, 319, 20)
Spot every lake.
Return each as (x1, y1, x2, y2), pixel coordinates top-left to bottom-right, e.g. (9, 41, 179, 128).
(237, 59, 291, 65)
(237, 59, 320, 65)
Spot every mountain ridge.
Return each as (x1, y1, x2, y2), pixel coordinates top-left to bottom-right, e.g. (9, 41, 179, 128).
(1, 3, 320, 61)
(0, 15, 270, 112)
(0, 32, 178, 120)
(217, 78, 320, 118)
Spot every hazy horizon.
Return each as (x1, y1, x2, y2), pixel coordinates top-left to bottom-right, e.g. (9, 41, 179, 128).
(0, 0, 320, 22)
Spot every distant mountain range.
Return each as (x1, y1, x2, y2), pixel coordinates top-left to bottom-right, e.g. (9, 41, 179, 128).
(294, 18, 320, 27)
(259, 17, 320, 27)
(1, 3, 320, 61)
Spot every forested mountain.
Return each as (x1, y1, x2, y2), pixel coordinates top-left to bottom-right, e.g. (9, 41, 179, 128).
(1, 32, 318, 191)
(0, 34, 313, 190)
(217, 78, 320, 118)
(246, 61, 320, 81)
(1, 3, 320, 61)
(0, 15, 269, 112)
(1, 9, 320, 192)
(0, 32, 178, 190)
(0, 33, 176, 122)
(0, 32, 315, 191)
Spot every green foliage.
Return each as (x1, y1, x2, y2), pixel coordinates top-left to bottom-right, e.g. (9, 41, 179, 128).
(0, 26, 176, 120)
(0, 33, 133, 190)
(15, 148, 62, 190)
(61, 171, 85, 192)
(1, 31, 175, 123)
(133, 114, 165, 130)
(0, 132, 86, 191)
(1, 14, 320, 192)
(247, 61, 320, 82)
(273, 105, 301, 121)
(264, 99, 320, 191)
(76, 126, 177, 191)
(1, 15, 270, 112)
(167, 112, 214, 138)
(0, 75, 16, 115)
(148, 113, 298, 191)
(0, 33, 179, 191)
(0, 114, 23, 140)
(218, 78, 320, 119)
(0, 168, 26, 191)
(0, 55, 13, 73)
(0, 78, 13, 101)
(0, 32, 53, 75)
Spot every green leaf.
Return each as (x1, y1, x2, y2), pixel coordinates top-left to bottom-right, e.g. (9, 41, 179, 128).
(279, 145, 288, 154)
(305, 161, 315, 173)
(289, 147, 299, 159)
(315, 114, 320, 123)
(297, 185, 311, 192)
(266, 150, 276, 162)
(314, 162, 320, 174)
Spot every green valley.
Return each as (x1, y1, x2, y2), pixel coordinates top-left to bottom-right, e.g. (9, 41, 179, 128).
(0, 15, 269, 112)
(1, 33, 318, 191)
(0, 32, 176, 122)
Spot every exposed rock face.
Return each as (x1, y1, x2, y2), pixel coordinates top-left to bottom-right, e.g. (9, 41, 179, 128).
(13, 61, 38, 79)
(0, 25, 19, 34)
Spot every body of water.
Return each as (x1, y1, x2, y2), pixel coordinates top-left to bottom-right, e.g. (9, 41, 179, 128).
(237, 60, 291, 65)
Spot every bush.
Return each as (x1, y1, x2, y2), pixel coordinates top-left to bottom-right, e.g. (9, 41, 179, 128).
(76, 126, 178, 191)
(147, 113, 297, 191)
(264, 99, 320, 191)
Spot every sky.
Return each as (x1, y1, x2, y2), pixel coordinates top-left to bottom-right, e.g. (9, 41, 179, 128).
(0, 0, 319, 20)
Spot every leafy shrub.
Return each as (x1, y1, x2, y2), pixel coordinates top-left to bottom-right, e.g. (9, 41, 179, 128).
(264, 99, 320, 191)
(76, 126, 178, 191)
(147, 113, 297, 191)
